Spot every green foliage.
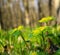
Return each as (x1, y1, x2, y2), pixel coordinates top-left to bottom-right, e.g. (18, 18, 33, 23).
(0, 17, 60, 55)
(53, 49, 60, 55)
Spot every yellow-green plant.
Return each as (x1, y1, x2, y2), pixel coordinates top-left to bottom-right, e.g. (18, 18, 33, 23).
(39, 16, 54, 23)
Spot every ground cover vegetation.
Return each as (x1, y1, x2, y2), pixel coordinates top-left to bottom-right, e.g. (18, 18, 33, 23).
(0, 17, 60, 55)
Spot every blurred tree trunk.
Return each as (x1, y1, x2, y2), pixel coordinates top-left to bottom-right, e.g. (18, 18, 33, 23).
(38, 0, 50, 25)
(23, 0, 30, 27)
(38, 0, 60, 25)
(23, 0, 38, 27)
(38, 0, 50, 18)
(29, 0, 38, 27)
(0, 0, 2, 29)
(50, 0, 60, 25)
(0, 0, 60, 30)
(1, 0, 23, 30)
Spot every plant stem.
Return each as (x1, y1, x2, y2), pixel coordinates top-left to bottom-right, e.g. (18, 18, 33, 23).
(20, 31, 30, 50)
